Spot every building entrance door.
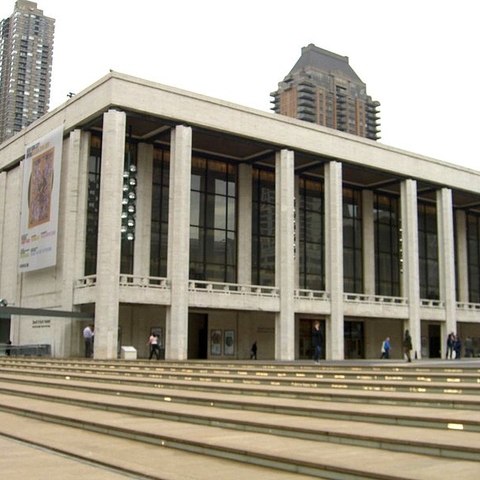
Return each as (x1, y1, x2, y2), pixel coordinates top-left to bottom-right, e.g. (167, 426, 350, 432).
(344, 321, 364, 359)
(428, 324, 441, 358)
(188, 313, 208, 359)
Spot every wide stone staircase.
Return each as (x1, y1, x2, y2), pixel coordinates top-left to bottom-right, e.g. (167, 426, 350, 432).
(0, 357, 479, 479)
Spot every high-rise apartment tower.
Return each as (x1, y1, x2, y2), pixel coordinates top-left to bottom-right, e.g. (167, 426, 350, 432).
(271, 44, 380, 140)
(0, 1, 54, 143)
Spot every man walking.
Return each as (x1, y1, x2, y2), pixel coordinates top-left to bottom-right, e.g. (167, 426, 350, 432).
(403, 330, 413, 363)
(312, 321, 324, 363)
(83, 324, 94, 358)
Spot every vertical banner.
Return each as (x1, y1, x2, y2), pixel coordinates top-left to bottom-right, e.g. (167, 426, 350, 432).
(19, 126, 63, 273)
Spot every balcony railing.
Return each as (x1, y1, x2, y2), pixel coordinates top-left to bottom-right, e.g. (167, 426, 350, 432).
(188, 280, 279, 297)
(420, 299, 445, 308)
(456, 301, 480, 311)
(119, 275, 169, 288)
(344, 293, 408, 305)
(74, 277, 480, 313)
(75, 275, 169, 289)
(295, 289, 330, 301)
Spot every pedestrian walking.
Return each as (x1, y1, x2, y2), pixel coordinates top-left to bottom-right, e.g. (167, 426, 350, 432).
(446, 331, 454, 359)
(250, 341, 257, 360)
(147, 333, 161, 360)
(380, 337, 391, 359)
(403, 330, 412, 362)
(312, 321, 324, 363)
(83, 324, 94, 358)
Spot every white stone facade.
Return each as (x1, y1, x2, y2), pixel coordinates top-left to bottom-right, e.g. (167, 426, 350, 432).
(0, 72, 479, 361)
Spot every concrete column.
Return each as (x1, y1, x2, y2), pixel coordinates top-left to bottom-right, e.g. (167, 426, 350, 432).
(294, 176, 300, 289)
(362, 190, 375, 295)
(237, 163, 252, 286)
(165, 125, 192, 360)
(437, 188, 456, 348)
(275, 149, 295, 361)
(400, 179, 421, 358)
(73, 132, 90, 279)
(134, 143, 154, 277)
(455, 210, 468, 303)
(58, 130, 87, 356)
(325, 161, 344, 360)
(95, 109, 126, 359)
(61, 130, 82, 304)
(0, 172, 6, 297)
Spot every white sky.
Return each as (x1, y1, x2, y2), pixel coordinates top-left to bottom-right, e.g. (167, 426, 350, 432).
(2, 0, 479, 172)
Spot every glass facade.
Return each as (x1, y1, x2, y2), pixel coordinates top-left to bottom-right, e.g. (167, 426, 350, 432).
(374, 193, 400, 296)
(343, 187, 363, 293)
(252, 168, 276, 286)
(150, 148, 170, 278)
(298, 177, 325, 290)
(189, 156, 237, 282)
(85, 135, 101, 276)
(418, 202, 439, 299)
(467, 212, 480, 303)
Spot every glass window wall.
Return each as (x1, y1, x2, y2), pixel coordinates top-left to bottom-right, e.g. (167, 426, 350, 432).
(418, 202, 439, 299)
(343, 187, 363, 293)
(150, 148, 170, 277)
(189, 156, 236, 283)
(84, 135, 101, 276)
(298, 177, 325, 290)
(374, 193, 400, 296)
(467, 212, 480, 303)
(252, 168, 275, 286)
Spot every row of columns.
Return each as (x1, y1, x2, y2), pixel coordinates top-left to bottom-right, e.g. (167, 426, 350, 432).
(90, 109, 466, 360)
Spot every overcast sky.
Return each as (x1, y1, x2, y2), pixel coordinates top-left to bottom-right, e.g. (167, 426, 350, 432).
(2, 0, 479, 172)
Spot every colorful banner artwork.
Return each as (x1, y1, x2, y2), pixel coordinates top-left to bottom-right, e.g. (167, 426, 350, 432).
(19, 126, 63, 272)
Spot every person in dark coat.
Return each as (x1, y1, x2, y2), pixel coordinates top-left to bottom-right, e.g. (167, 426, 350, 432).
(403, 330, 413, 363)
(250, 341, 257, 360)
(312, 321, 324, 363)
(446, 332, 454, 359)
(454, 334, 462, 360)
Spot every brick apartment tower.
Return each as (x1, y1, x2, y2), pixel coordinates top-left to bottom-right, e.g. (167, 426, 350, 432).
(271, 44, 380, 140)
(0, 1, 54, 143)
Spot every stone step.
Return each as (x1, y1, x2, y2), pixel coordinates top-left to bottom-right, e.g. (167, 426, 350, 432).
(1, 367, 480, 411)
(2, 373, 480, 432)
(0, 391, 479, 479)
(3, 358, 480, 382)
(1, 380, 479, 462)
(0, 411, 315, 480)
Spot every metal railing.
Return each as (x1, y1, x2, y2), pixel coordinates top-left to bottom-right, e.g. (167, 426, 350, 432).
(0, 344, 51, 357)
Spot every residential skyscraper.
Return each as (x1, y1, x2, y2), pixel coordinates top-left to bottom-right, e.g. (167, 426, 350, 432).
(271, 44, 380, 140)
(0, 1, 54, 143)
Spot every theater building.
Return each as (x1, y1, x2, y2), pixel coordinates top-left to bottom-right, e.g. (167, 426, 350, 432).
(0, 72, 479, 360)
